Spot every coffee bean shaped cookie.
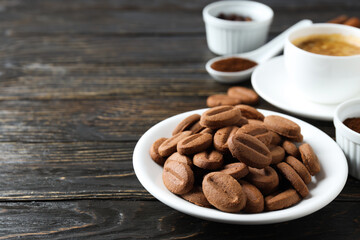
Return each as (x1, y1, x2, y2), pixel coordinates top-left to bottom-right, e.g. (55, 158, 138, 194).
(237, 123, 273, 146)
(269, 131, 282, 145)
(172, 114, 201, 135)
(227, 86, 259, 105)
(213, 126, 239, 153)
(282, 140, 300, 158)
(235, 104, 264, 120)
(248, 119, 264, 126)
(202, 172, 246, 213)
(269, 145, 285, 164)
(200, 128, 214, 135)
(239, 180, 264, 213)
(221, 162, 249, 180)
(150, 137, 167, 165)
(207, 94, 241, 107)
(189, 121, 205, 134)
(181, 186, 211, 208)
(264, 115, 301, 139)
(177, 133, 212, 155)
(246, 166, 279, 195)
(200, 106, 242, 129)
(158, 131, 192, 157)
(193, 150, 224, 170)
(286, 156, 311, 184)
(235, 116, 249, 127)
(163, 160, 194, 195)
(228, 133, 271, 169)
(167, 152, 192, 167)
(265, 189, 301, 211)
(299, 143, 321, 176)
(277, 162, 309, 198)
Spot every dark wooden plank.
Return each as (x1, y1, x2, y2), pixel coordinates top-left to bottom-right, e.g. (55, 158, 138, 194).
(0, 141, 151, 200)
(0, 0, 358, 36)
(0, 200, 357, 239)
(0, 96, 337, 142)
(0, 141, 356, 201)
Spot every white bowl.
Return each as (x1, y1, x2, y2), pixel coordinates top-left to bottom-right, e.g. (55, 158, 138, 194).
(334, 98, 360, 180)
(203, 1, 273, 55)
(284, 23, 360, 104)
(133, 108, 348, 224)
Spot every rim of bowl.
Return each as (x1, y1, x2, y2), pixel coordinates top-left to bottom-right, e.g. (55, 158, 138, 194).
(286, 23, 360, 60)
(203, 1, 273, 28)
(334, 98, 360, 144)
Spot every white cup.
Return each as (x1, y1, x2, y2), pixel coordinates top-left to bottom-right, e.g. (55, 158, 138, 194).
(284, 23, 360, 104)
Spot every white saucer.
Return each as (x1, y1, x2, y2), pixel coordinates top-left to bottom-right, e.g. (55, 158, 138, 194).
(251, 56, 358, 121)
(133, 108, 348, 224)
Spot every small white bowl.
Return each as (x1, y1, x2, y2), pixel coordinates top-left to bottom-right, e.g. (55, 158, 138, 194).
(203, 1, 273, 55)
(334, 98, 360, 180)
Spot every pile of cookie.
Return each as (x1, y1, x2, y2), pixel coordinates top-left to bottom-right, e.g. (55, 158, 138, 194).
(149, 88, 321, 213)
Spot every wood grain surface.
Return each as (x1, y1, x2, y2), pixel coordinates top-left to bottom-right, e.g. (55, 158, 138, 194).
(0, 0, 358, 238)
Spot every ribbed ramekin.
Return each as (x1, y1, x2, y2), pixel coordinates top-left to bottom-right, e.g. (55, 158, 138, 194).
(203, 1, 273, 55)
(334, 98, 360, 180)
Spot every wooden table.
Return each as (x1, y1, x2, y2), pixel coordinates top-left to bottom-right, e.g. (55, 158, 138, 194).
(0, 0, 358, 238)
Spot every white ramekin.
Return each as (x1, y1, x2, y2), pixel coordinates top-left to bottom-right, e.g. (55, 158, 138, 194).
(334, 98, 360, 180)
(203, 1, 273, 55)
(284, 23, 360, 104)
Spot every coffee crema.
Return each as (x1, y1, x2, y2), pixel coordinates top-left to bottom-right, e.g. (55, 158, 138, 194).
(292, 34, 360, 56)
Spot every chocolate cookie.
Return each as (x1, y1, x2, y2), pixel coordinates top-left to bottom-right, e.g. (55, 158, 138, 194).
(207, 94, 241, 107)
(264, 115, 301, 139)
(177, 133, 212, 155)
(235, 104, 264, 120)
(227, 86, 259, 105)
(299, 143, 321, 176)
(265, 189, 301, 211)
(237, 123, 272, 146)
(277, 162, 309, 198)
(149, 137, 167, 165)
(202, 172, 246, 213)
(269, 145, 285, 164)
(221, 162, 249, 180)
(158, 131, 192, 157)
(228, 133, 272, 169)
(181, 186, 211, 208)
(193, 150, 224, 170)
(213, 126, 239, 153)
(282, 140, 300, 158)
(172, 114, 201, 135)
(167, 152, 192, 166)
(246, 166, 279, 195)
(200, 106, 242, 130)
(285, 156, 311, 184)
(163, 160, 194, 195)
(239, 180, 264, 213)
